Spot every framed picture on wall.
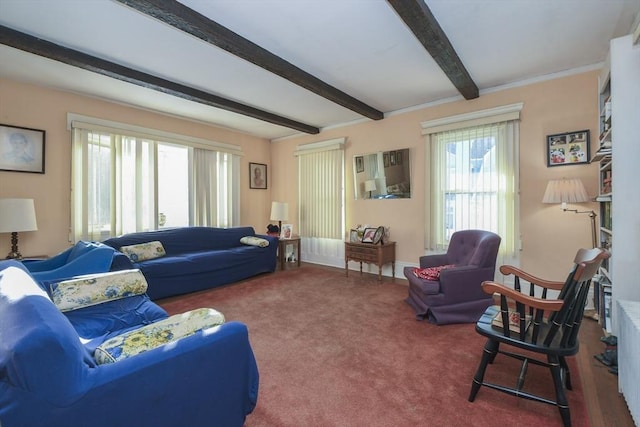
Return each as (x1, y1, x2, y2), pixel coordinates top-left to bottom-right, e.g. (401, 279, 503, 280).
(0, 124, 46, 174)
(355, 156, 364, 173)
(249, 162, 267, 189)
(546, 130, 590, 167)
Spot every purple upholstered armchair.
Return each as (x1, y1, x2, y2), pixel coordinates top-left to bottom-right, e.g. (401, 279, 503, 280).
(404, 229, 501, 325)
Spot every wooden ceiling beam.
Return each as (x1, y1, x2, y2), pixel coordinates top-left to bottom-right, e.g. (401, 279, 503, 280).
(387, 0, 479, 100)
(0, 25, 320, 134)
(115, 0, 384, 121)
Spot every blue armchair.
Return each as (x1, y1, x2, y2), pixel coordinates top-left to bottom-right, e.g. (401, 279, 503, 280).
(22, 241, 128, 282)
(0, 260, 259, 427)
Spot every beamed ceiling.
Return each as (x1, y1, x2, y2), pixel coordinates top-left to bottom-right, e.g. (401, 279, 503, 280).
(1, 0, 639, 140)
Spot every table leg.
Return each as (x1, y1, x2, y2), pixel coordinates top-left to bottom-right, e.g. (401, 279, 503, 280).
(345, 258, 349, 277)
(392, 261, 395, 281)
(359, 262, 363, 275)
(297, 240, 301, 267)
(378, 265, 382, 281)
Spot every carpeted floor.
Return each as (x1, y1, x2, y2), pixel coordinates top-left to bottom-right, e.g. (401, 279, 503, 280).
(158, 264, 589, 427)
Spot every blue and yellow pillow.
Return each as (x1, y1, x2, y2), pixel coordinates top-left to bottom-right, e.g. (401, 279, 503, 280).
(120, 241, 166, 262)
(94, 308, 225, 364)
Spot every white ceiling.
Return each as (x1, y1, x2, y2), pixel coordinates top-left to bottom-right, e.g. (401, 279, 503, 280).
(1, 0, 638, 140)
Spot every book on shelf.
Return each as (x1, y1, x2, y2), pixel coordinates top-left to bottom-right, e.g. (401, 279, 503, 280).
(492, 310, 532, 334)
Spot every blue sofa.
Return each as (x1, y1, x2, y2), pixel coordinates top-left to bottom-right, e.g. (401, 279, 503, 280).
(22, 240, 130, 282)
(102, 226, 278, 300)
(0, 260, 259, 427)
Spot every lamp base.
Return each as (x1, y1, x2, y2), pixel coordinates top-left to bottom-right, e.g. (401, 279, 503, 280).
(5, 231, 23, 260)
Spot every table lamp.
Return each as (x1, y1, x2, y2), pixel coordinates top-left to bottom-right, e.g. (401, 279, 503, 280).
(365, 180, 377, 199)
(270, 201, 288, 231)
(0, 198, 38, 259)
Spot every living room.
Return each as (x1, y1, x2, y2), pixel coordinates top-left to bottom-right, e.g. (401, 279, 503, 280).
(1, 1, 639, 426)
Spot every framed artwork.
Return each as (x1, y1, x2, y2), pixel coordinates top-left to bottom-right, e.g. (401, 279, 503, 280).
(372, 226, 385, 244)
(361, 227, 377, 243)
(389, 151, 396, 166)
(546, 130, 590, 167)
(0, 124, 45, 174)
(355, 156, 364, 173)
(249, 162, 267, 189)
(280, 224, 293, 239)
(349, 229, 360, 243)
(383, 152, 390, 168)
(396, 150, 403, 166)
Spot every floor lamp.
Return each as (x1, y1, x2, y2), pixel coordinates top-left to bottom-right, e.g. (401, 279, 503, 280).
(0, 198, 38, 260)
(542, 178, 597, 248)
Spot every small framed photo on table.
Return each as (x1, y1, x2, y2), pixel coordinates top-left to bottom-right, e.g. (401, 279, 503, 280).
(0, 124, 45, 174)
(281, 224, 293, 239)
(361, 227, 377, 243)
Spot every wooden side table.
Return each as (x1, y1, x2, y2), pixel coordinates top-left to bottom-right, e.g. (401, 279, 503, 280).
(344, 241, 395, 281)
(278, 237, 301, 270)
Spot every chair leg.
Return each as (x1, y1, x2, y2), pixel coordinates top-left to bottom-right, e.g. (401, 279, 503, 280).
(549, 355, 571, 427)
(559, 356, 572, 390)
(469, 339, 499, 402)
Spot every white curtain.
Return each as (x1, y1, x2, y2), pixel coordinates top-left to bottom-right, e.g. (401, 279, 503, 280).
(192, 149, 240, 228)
(426, 118, 520, 269)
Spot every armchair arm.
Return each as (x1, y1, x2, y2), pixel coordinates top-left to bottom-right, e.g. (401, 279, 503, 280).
(499, 265, 565, 291)
(29, 247, 116, 282)
(481, 281, 564, 312)
(419, 253, 449, 268)
(21, 247, 72, 272)
(437, 265, 496, 302)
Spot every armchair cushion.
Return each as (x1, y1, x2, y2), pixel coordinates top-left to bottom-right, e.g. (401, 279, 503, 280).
(94, 307, 225, 364)
(50, 269, 148, 312)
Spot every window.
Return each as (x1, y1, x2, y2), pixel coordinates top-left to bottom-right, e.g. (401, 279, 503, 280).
(70, 115, 241, 242)
(295, 138, 345, 240)
(423, 104, 522, 269)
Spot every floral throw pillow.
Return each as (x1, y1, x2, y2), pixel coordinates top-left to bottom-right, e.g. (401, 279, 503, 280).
(120, 241, 166, 262)
(240, 236, 270, 247)
(94, 308, 225, 364)
(411, 264, 456, 281)
(50, 269, 148, 312)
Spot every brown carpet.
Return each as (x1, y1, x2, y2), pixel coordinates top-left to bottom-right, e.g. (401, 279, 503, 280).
(158, 265, 589, 427)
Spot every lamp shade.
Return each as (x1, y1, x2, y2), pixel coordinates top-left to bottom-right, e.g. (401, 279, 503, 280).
(364, 180, 377, 192)
(270, 202, 288, 222)
(0, 198, 38, 232)
(542, 178, 589, 205)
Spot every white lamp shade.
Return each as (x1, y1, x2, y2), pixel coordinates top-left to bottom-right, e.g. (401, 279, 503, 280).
(0, 198, 38, 232)
(364, 180, 377, 192)
(542, 178, 590, 204)
(270, 201, 288, 222)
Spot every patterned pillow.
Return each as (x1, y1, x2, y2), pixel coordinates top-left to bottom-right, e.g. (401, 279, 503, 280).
(411, 264, 456, 281)
(94, 308, 225, 364)
(240, 236, 270, 247)
(50, 269, 148, 312)
(120, 241, 166, 262)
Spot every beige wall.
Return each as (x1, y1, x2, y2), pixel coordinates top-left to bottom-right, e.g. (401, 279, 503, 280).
(272, 71, 599, 281)
(1, 72, 599, 281)
(0, 78, 272, 256)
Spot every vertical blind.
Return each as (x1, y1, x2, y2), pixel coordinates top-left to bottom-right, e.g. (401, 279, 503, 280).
(296, 139, 345, 239)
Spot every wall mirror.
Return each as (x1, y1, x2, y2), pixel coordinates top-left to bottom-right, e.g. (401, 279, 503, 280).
(353, 148, 411, 199)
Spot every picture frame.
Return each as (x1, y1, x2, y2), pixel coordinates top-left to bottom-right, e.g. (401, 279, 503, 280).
(383, 152, 390, 168)
(396, 150, 403, 166)
(249, 162, 267, 189)
(361, 227, 377, 243)
(372, 226, 385, 244)
(349, 229, 360, 243)
(280, 224, 293, 239)
(355, 156, 364, 173)
(546, 130, 590, 167)
(0, 124, 45, 174)
(389, 151, 396, 166)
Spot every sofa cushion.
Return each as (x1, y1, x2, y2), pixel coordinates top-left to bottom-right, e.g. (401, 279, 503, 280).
(240, 236, 270, 247)
(94, 307, 225, 364)
(50, 269, 148, 312)
(120, 241, 166, 262)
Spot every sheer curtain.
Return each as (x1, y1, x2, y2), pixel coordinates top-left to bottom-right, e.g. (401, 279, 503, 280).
(423, 104, 522, 270)
(192, 149, 240, 228)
